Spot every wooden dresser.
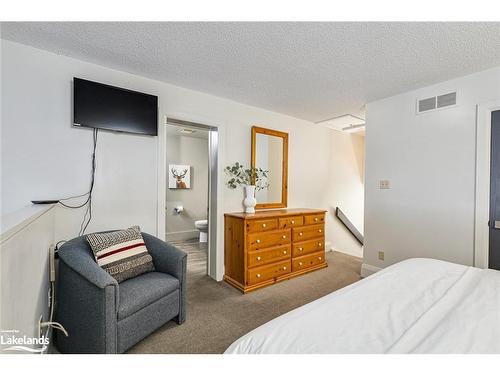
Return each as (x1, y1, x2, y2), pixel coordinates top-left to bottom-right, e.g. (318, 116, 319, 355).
(224, 208, 327, 293)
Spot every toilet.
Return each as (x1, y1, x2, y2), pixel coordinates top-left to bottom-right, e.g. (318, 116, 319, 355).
(194, 219, 208, 243)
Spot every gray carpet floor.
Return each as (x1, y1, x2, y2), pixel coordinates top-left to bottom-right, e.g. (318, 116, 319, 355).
(127, 240, 362, 354)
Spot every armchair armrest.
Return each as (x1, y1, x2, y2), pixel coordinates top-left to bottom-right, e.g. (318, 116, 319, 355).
(58, 238, 118, 289)
(142, 233, 187, 323)
(56, 237, 118, 353)
(142, 233, 187, 281)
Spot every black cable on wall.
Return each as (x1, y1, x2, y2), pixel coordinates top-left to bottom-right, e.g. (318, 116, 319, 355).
(59, 128, 98, 236)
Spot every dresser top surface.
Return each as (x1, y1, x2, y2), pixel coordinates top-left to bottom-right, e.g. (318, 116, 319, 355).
(224, 208, 326, 220)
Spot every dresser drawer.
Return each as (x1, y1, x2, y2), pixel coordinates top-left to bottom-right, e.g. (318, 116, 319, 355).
(292, 224, 324, 242)
(248, 229, 291, 250)
(292, 251, 325, 272)
(292, 238, 324, 257)
(248, 244, 291, 268)
(278, 215, 304, 229)
(304, 213, 325, 226)
(247, 218, 279, 233)
(247, 260, 291, 285)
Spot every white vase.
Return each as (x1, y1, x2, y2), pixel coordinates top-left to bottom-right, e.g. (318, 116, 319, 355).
(243, 185, 257, 214)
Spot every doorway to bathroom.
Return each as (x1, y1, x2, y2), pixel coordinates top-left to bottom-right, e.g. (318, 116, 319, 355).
(165, 118, 218, 278)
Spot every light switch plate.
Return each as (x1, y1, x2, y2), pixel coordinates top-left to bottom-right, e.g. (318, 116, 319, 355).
(379, 180, 390, 189)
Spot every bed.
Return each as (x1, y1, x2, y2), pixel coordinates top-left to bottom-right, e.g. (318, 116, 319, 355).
(225, 258, 500, 354)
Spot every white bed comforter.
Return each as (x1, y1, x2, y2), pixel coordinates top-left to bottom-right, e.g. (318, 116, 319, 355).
(225, 258, 500, 354)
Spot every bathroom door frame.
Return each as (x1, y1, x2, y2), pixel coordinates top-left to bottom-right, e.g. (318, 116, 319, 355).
(159, 116, 220, 279)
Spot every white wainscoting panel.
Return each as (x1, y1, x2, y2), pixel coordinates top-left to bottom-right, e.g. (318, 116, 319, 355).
(0, 205, 55, 352)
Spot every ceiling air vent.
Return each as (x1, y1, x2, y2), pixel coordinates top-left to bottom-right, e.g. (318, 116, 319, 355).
(418, 97, 436, 113)
(437, 92, 457, 108)
(417, 91, 457, 114)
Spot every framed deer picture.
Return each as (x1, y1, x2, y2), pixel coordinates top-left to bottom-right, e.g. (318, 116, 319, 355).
(169, 164, 191, 189)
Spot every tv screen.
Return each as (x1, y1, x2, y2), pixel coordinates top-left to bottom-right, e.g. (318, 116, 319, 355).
(73, 77, 158, 136)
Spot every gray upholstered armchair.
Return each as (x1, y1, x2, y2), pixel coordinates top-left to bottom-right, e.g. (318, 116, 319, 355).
(55, 232, 187, 353)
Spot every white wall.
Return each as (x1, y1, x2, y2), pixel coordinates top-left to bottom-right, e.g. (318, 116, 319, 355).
(363, 66, 500, 274)
(166, 134, 208, 238)
(1, 40, 159, 241)
(326, 133, 365, 257)
(1, 40, 365, 281)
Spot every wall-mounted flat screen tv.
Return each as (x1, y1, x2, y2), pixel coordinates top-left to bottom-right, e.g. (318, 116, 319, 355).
(73, 77, 158, 136)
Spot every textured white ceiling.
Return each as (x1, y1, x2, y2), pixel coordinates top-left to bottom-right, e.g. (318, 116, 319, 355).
(2, 22, 500, 122)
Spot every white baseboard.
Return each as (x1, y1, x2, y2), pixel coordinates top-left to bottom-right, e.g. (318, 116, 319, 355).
(361, 263, 382, 278)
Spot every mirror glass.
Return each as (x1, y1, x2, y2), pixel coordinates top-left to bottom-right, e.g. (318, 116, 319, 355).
(255, 133, 283, 203)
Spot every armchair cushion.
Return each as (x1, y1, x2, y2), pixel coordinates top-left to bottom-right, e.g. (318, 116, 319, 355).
(118, 272, 180, 320)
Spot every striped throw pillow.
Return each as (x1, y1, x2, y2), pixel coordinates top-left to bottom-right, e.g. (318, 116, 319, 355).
(86, 226, 155, 283)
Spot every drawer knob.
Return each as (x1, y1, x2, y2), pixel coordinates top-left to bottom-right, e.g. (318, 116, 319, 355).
(318, 257, 322, 261)
(291, 220, 295, 224)
(256, 239, 261, 244)
(298, 247, 303, 252)
(299, 262, 303, 266)
(318, 242, 322, 247)
(262, 223, 267, 228)
(315, 217, 319, 222)
(257, 256, 261, 261)
(283, 250, 287, 255)
(299, 232, 303, 236)
(318, 229, 322, 233)
(283, 266, 287, 270)
(256, 273, 261, 278)
(282, 235, 286, 239)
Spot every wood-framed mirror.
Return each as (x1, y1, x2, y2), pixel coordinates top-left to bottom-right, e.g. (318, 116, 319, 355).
(251, 126, 288, 209)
